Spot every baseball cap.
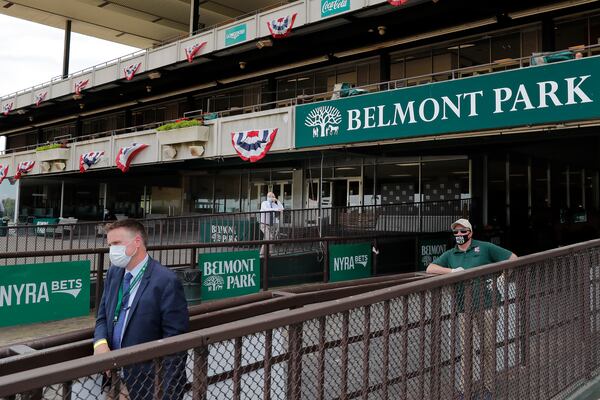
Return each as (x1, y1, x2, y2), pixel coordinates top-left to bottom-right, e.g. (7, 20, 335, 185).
(451, 218, 472, 231)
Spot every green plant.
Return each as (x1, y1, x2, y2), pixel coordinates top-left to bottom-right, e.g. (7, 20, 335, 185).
(156, 119, 201, 132)
(35, 143, 68, 152)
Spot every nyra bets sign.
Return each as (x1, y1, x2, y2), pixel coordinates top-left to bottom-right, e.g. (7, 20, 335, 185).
(329, 242, 371, 282)
(199, 250, 260, 300)
(295, 56, 600, 148)
(0, 261, 90, 327)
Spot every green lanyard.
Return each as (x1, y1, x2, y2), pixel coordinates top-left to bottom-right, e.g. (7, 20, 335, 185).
(113, 261, 148, 323)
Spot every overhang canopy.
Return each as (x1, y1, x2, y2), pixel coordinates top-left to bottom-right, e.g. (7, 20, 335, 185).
(0, 0, 278, 48)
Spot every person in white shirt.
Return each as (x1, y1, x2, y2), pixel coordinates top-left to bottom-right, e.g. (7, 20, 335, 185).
(260, 191, 284, 256)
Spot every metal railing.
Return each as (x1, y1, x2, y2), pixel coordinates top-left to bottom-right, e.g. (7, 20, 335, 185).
(0, 273, 429, 376)
(5, 43, 597, 155)
(1, 238, 599, 399)
(5, 199, 470, 266)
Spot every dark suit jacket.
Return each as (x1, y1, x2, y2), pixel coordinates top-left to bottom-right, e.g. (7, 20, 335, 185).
(94, 256, 189, 400)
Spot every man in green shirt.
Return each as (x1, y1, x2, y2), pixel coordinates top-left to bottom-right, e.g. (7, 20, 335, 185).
(427, 218, 517, 397)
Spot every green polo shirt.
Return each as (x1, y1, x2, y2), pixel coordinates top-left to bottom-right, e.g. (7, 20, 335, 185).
(433, 240, 512, 312)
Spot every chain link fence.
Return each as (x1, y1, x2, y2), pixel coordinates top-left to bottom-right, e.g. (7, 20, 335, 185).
(1, 199, 470, 267)
(4, 227, 589, 400)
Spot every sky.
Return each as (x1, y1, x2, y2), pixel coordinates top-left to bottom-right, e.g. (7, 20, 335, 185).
(0, 14, 139, 96)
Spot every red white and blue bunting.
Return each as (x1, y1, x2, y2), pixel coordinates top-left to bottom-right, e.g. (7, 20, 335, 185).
(15, 161, 35, 180)
(34, 91, 48, 107)
(116, 143, 148, 173)
(267, 13, 297, 39)
(124, 63, 142, 81)
(0, 164, 9, 184)
(184, 42, 207, 62)
(231, 128, 278, 163)
(388, 0, 409, 5)
(2, 102, 13, 116)
(79, 151, 105, 173)
(74, 80, 89, 95)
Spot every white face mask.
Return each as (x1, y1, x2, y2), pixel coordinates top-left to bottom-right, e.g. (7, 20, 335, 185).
(268, 196, 275, 202)
(109, 241, 136, 268)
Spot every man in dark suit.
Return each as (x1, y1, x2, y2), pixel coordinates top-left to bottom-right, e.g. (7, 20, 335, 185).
(93, 219, 189, 400)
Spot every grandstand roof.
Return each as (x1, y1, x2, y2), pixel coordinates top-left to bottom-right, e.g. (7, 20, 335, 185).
(0, 0, 278, 48)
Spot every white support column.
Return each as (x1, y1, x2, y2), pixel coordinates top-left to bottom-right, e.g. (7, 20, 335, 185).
(59, 180, 65, 218)
(13, 180, 20, 223)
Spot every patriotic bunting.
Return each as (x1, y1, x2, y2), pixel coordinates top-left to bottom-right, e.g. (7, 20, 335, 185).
(75, 80, 89, 95)
(267, 13, 297, 39)
(79, 151, 105, 173)
(34, 91, 48, 107)
(14, 161, 35, 180)
(116, 143, 148, 173)
(124, 63, 142, 81)
(0, 164, 8, 184)
(184, 42, 207, 62)
(388, 0, 409, 5)
(2, 102, 13, 116)
(231, 128, 278, 163)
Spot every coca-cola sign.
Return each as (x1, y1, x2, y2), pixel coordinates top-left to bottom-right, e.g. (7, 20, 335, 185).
(321, 0, 350, 18)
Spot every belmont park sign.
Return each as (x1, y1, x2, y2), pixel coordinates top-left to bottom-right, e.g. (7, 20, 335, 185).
(295, 56, 600, 148)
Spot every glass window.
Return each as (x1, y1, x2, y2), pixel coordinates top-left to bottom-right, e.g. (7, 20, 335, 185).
(488, 155, 507, 227)
(522, 27, 541, 59)
(432, 48, 457, 81)
(590, 16, 600, 54)
(215, 175, 241, 213)
(377, 163, 419, 204)
(405, 51, 432, 84)
(460, 39, 491, 76)
(421, 159, 469, 202)
(190, 176, 214, 214)
(555, 18, 588, 51)
(390, 58, 404, 81)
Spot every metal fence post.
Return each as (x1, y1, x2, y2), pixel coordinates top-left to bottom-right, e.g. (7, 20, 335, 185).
(287, 323, 303, 400)
(95, 252, 105, 309)
(323, 240, 329, 283)
(262, 244, 269, 291)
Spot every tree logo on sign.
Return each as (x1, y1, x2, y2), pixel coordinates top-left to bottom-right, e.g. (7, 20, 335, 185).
(305, 106, 342, 138)
(204, 275, 224, 292)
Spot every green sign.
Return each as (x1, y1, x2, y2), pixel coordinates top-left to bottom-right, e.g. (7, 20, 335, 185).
(199, 220, 259, 243)
(418, 237, 448, 271)
(34, 217, 59, 236)
(321, 0, 350, 17)
(225, 24, 247, 46)
(329, 242, 371, 282)
(0, 261, 90, 327)
(295, 56, 600, 148)
(199, 250, 260, 300)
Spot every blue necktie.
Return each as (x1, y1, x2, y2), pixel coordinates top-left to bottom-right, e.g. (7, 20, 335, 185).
(112, 272, 132, 350)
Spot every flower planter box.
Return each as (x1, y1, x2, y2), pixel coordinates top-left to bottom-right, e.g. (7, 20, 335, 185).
(36, 148, 71, 162)
(157, 126, 209, 145)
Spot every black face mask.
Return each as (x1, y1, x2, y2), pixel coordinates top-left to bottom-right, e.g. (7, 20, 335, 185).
(454, 235, 467, 245)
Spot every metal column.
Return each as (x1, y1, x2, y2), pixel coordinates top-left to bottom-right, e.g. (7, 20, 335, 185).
(62, 20, 72, 79)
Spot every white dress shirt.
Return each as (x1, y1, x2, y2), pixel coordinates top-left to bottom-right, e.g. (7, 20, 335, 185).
(119, 254, 149, 343)
(260, 199, 284, 225)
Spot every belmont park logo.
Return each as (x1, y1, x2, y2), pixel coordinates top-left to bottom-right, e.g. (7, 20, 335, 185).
(0, 278, 83, 307)
(202, 258, 257, 292)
